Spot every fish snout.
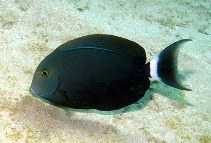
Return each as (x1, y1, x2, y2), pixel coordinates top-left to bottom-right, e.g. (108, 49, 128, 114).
(29, 86, 37, 96)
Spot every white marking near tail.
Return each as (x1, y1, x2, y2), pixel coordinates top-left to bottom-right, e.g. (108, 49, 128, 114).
(150, 56, 161, 81)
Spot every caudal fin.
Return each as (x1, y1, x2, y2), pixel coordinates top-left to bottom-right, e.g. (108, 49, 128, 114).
(150, 39, 192, 91)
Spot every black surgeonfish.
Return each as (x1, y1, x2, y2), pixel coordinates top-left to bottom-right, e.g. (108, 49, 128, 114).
(29, 34, 191, 111)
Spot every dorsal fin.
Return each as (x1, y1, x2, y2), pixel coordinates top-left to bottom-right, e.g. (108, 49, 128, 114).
(56, 34, 146, 65)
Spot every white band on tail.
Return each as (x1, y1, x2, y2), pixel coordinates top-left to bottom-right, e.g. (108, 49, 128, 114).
(150, 56, 161, 81)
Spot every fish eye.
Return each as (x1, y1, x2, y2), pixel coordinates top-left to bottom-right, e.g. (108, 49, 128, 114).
(41, 70, 49, 77)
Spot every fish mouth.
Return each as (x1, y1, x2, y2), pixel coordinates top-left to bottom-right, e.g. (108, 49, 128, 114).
(29, 86, 37, 96)
(29, 86, 49, 102)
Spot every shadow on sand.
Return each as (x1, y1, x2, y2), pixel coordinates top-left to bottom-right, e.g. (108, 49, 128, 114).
(119, 69, 193, 113)
(11, 95, 125, 142)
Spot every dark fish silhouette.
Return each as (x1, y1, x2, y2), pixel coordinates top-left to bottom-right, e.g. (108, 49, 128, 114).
(29, 34, 191, 111)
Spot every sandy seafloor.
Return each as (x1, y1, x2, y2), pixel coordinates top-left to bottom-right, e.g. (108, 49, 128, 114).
(0, 0, 211, 142)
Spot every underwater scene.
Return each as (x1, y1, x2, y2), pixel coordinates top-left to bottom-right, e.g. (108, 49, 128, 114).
(0, 0, 210, 142)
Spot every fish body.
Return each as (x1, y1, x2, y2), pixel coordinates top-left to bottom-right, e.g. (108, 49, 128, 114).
(30, 34, 191, 111)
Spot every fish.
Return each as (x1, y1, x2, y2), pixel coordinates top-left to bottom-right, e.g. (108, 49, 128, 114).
(29, 34, 191, 111)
